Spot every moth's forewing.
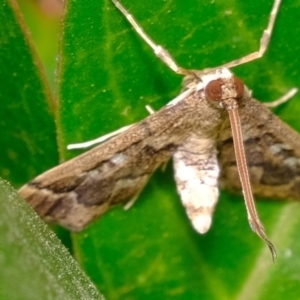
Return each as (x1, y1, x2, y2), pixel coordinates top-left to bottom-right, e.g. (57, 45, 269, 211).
(19, 94, 208, 231)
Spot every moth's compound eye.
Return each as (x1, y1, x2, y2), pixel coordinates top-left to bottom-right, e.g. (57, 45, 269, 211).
(205, 79, 222, 101)
(234, 76, 244, 98)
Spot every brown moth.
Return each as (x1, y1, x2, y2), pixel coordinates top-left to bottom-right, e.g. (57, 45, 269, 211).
(19, 0, 299, 260)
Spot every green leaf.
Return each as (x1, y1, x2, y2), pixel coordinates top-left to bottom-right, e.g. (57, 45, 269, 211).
(0, 179, 103, 299)
(0, 0, 58, 185)
(0, 1, 103, 298)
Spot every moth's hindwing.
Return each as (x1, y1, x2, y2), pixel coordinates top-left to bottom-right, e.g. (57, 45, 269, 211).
(219, 97, 300, 200)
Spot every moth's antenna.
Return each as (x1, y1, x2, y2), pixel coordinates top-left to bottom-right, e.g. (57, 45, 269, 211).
(111, 0, 188, 75)
(111, 0, 281, 72)
(221, 0, 282, 69)
(226, 103, 277, 261)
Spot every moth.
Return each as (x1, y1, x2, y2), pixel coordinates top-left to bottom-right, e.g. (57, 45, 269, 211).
(19, 0, 299, 260)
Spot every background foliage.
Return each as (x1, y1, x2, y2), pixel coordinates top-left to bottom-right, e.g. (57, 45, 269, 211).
(1, 0, 300, 299)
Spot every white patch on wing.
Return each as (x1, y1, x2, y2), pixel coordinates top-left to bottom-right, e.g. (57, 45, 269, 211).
(283, 157, 300, 169)
(269, 143, 292, 155)
(111, 153, 127, 165)
(88, 170, 99, 178)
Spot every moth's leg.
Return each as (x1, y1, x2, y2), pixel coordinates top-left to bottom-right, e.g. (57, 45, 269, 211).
(264, 87, 298, 108)
(145, 105, 155, 115)
(67, 103, 159, 150)
(67, 87, 195, 150)
(221, 0, 281, 69)
(173, 134, 220, 234)
(122, 175, 151, 210)
(111, 0, 189, 75)
(67, 124, 134, 150)
(123, 194, 140, 210)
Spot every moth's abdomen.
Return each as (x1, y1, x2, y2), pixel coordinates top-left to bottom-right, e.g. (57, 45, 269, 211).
(173, 134, 220, 234)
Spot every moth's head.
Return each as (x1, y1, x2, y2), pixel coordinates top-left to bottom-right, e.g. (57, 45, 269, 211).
(183, 67, 251, 109)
